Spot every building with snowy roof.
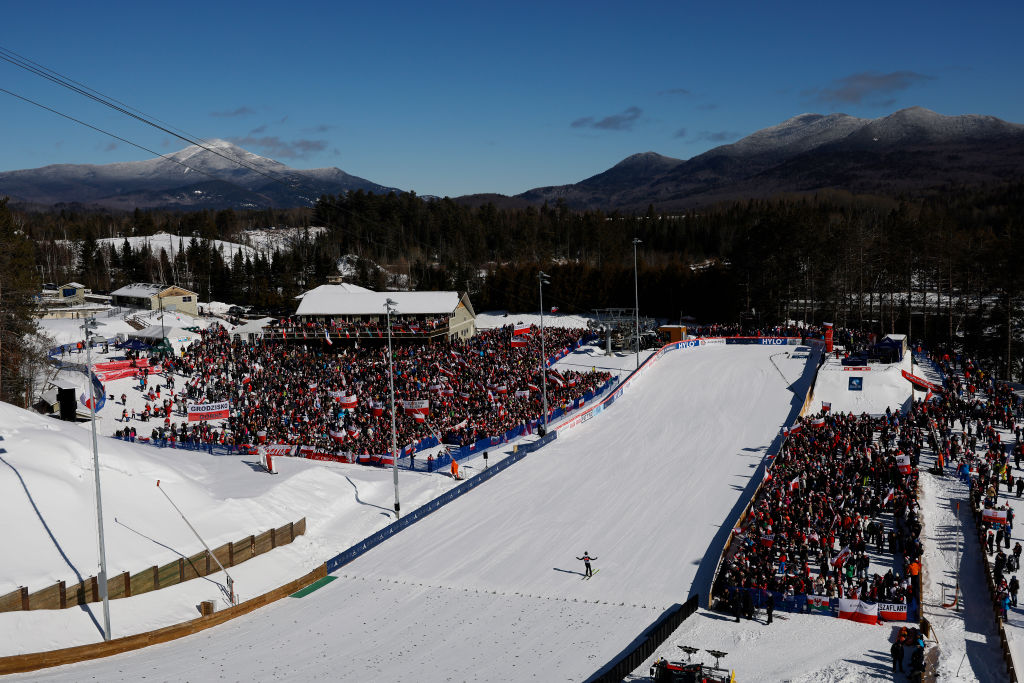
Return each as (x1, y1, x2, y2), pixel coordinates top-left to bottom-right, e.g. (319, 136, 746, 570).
(110, 284, 199, 316)
(289, 285, 476, 343)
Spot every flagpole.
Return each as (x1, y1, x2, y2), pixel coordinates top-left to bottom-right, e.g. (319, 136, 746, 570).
(83, 316, 111, 641)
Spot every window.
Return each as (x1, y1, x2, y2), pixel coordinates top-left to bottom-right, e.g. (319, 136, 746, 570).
(181, 296, 193, 302)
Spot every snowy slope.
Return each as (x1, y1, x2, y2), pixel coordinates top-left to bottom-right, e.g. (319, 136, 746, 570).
(95, 232, 256, 263)
(8, 345, 816, 681)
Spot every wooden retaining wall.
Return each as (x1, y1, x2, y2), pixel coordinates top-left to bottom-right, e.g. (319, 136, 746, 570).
(0, 518, 305, 613)
(0, 563, 327, 675)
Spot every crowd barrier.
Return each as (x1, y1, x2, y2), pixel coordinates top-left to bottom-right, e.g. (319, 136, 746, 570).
(585, 594, 700, 683)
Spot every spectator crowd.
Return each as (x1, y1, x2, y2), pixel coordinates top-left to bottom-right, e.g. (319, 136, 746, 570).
(118, 322, 611, 457)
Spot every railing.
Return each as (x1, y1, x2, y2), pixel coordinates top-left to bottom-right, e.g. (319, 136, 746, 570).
(0, 518, 305, 613)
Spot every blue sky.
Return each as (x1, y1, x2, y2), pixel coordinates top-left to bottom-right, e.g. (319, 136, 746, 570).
(2, 1, 1021, 197)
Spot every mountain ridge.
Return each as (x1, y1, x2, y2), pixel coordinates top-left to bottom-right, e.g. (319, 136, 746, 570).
(0, 138, 399, 210)
(499, 107, 1024, 210)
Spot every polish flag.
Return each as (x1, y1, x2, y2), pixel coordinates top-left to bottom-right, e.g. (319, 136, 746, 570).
(837, 598, 878, 625)
(513, 323, 531, 336)
(832, 545, 852, 568)
(339, 394, 358, 410)
(511, 338, 528, 348)
(550, 306, 559, 313)
(371, 400, 384, 417)
(324, 329, 333, 346)
(883, 488, 895, 505)
(329, 428, 345, 443)
(896, 454, 912, 475)
(983, 508, 1009, 525)
(789, 476, 800, 492)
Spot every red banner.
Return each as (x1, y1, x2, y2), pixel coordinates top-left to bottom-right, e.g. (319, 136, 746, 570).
(901, 369, 943, 393)
(878, 602, 908, 621)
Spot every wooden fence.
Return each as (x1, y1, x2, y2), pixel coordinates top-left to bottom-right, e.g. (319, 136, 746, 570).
(0, 518, 305, 613)
(0, 563, 327, 675)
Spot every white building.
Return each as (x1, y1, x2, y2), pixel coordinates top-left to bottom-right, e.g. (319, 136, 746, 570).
(110, 284, 199, 317)
(292, 285, 476, 342)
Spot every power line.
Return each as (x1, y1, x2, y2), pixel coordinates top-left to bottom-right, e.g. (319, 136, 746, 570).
(0, 47, 588, 313)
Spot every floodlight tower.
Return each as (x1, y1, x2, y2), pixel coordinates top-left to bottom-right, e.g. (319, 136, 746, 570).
(538, 271, 550, 433)
(82, 316, 111, 641)
(385, 298, 401, 519)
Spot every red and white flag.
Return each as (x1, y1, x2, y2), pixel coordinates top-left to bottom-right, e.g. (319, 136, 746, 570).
(324, 329, 333, 346)
(808, 417, 826, 428)
(896, 454, 912, 475)
(550, 306, 559, 313)
(983, 508, 1009, 525)
(760, 534, 775, 547)
(329, 428, 345, 443)
(821, 401, 831, 413)
(339, 394, 358, 410)
(402, 399, 430, 416)
(837, 598, 878, 625)
(513, 323, 531, 336)
(832, 545, 852, 568)
(883, 488, 895, 505)
(789, 476, 800, 492)
(511, 337, 528, 348)
(371, 400, 384, 417)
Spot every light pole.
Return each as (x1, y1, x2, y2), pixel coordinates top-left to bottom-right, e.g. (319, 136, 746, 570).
(633, 238, 642, 370)
(538, 271, 550, 433)
(385, 298, 400, 519)
(82, 316, 111, 641)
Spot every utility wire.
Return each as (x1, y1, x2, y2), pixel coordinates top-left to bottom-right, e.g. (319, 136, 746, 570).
(0, 48, 601, 313)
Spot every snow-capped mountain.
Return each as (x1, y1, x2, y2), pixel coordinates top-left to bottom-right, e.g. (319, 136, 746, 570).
(512, 107, 1024, 210)
(0, 139, 400, 209)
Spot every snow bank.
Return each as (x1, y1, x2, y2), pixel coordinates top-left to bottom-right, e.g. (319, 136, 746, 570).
(808, 353, 914, 415)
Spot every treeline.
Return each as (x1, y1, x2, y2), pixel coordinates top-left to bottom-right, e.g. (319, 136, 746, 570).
(5, 181, 1024, 394)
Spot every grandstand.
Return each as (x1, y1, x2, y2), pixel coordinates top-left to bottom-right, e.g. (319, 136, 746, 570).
(264, 284, 477, 344)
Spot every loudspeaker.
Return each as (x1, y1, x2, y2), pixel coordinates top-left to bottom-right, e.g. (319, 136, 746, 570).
(57, 388, 77, 421)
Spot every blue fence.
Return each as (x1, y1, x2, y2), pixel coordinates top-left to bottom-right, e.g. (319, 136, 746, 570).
(325, 431, 558, 574)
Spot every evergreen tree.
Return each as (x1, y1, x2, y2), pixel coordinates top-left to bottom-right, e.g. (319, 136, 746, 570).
(0, 199, 41, 405)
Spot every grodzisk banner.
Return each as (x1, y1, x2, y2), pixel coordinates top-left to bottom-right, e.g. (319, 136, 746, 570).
(187, 401, 230, 421)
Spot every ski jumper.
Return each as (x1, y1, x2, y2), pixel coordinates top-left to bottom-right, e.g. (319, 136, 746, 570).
(577, 553, 597, 577)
